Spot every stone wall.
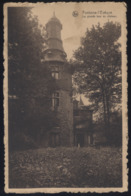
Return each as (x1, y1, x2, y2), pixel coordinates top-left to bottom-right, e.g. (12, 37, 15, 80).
(57, 90, 73, 146)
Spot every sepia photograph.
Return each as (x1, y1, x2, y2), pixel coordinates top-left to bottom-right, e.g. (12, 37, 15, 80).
(4, 2, 127, 193)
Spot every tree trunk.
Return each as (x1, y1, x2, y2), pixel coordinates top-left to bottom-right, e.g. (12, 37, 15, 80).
(105, 93, 111, 144)
(102, 89, 108, 132)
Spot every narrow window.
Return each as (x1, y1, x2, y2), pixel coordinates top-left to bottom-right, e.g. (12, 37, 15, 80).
(51, 72, 59, 79)
(50, 133, 60, 147)
(52, 92, 59, 110)
(51, 66, 59, 79)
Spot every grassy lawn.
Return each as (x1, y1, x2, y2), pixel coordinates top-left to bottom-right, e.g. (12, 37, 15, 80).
(9, 147, 122, 188)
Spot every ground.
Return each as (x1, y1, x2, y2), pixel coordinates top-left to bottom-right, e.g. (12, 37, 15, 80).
(9, 147, 122, 188)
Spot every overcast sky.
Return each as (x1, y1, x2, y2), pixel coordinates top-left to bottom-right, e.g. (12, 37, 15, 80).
(32, 2, 123, 60)
(31, 2, 124, 106)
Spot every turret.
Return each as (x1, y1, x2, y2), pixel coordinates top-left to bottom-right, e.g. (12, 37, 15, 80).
(44, 13, 67, 62)
(43, 13, 73, 147)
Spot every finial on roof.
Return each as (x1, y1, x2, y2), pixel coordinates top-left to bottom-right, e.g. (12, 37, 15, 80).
(79, 96, 84, 106)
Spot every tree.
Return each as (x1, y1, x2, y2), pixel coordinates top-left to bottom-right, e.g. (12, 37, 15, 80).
(8, 7, 56, 149)
(71, 22, 122, 140)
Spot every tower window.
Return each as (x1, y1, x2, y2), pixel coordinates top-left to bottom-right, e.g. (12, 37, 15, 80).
(52, 72, 59, 79)
(52, 92, 59, 110)
(51, 66, 59, 79)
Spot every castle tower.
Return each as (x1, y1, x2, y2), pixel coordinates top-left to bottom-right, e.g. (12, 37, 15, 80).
(43, 13, 73, 147)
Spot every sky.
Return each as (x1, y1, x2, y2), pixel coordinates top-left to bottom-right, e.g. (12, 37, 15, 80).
(32, 2, 123, 60)
(31, 2, 125, 106)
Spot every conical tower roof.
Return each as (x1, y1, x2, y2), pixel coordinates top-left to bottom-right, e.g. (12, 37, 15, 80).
(47, 12, 62, 26)
(79, 96, 84, 107)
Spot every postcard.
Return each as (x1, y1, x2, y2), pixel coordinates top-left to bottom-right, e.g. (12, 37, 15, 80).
(4, 2, 128, 193)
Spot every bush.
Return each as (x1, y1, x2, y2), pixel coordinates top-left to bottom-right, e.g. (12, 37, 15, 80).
(9, 132, 37, 151)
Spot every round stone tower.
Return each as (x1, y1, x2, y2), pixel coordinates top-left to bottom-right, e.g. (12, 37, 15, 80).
(43, 13, 73, 147)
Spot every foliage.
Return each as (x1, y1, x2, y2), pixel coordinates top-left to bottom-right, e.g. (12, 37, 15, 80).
(8, 7, 56, 149)
(71, 22, 122, 138)
(9, 147, 122, 188)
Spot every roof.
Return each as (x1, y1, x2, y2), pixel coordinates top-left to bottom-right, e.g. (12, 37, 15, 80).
(79, 96, 84, 107)
(47, 12, 62, 26)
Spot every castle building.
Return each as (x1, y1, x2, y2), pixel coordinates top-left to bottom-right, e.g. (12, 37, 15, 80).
(73, 98, 93, 147)
(43, 13, 73, 147)
(42, 13, 94, 147)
